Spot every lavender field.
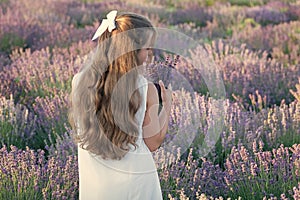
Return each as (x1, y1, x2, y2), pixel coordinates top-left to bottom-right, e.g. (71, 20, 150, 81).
(1, 0, 300, 199)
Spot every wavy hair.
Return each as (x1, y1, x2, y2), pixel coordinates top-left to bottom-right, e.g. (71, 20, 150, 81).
(69, 12, 156, 160)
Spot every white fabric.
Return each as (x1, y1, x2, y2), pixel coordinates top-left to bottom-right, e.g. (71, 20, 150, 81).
(92, 10, 117, 41)
(75, 74, 163, 200)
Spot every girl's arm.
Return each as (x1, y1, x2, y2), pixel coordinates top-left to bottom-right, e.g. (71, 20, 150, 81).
(142, 81, 172, 152)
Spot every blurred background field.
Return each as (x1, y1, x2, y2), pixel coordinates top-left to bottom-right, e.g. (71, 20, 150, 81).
(0, 0, 300, 199)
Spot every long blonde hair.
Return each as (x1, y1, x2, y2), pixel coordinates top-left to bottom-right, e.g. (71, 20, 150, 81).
(69, 12, 156, 160)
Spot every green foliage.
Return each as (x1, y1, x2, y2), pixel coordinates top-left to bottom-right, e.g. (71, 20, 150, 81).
(228, 0, 263, 7)
(0, 173, 44, 200)
(0, 118, 40, 152)
(0, 121, 14, 145)
(0, 33, 26, 54)
(78, 0, 103, 3)
(227, 154, 298, 199)
(205, 0, 215, 6)
(160, 174, 178, 199)
(241, 18, 259, 28)
(276, 129, 300, 148)
(0, 0, 9, 7)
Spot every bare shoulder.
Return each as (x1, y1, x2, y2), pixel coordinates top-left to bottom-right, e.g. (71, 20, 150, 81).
(146, 82, 159, 107)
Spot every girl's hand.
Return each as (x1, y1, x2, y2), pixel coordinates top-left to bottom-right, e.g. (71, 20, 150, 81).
(159, 80, 172, 109)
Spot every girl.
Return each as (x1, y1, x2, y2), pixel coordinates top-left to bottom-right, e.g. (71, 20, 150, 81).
(69, 10, 172, 200)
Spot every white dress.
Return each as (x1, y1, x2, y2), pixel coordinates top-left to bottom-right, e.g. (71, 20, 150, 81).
(75, 74, 163, 200)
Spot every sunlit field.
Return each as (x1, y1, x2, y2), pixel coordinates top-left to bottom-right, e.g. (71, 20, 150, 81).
(0, 0, 300, 199)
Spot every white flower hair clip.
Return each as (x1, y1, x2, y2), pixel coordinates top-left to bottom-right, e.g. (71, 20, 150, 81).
(92, 10, 118, 41)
